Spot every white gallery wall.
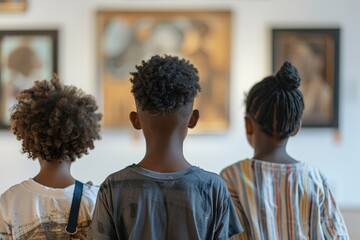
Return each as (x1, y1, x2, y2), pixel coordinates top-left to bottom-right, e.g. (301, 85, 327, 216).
(0, 0, 359, 208)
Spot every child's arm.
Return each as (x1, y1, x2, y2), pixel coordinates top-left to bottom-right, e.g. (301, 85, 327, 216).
(88, 183, 118, 240)
(321, 181, 349, 239)
(220, 169, 252, 240)
(0, 202, 13, 240)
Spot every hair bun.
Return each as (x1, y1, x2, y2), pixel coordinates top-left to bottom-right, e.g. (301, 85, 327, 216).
(275, 61, 301, 90)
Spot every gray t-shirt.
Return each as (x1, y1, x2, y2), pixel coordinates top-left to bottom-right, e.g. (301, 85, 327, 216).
(89, 164, 242, 240)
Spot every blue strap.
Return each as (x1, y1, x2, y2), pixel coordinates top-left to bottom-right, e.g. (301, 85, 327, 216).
(65, 180, 84, 235)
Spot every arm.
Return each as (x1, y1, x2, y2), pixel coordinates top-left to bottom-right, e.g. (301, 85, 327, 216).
(88, 183, 117, 240)
(220, 169, 252, 240)
(0, 202, 13, 240)
(321, 181, 349, 239)
(213, 187, 243, 240)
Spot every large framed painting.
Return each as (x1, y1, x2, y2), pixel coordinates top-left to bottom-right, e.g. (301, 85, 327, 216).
(97, 10, 232, 133)
(272, 28, 340, 128)
(0, 30, 58, 128)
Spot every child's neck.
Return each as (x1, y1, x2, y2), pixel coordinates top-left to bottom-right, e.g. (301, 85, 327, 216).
(253, 149, 298, 164)
(139, 137, 192, 172)
(253, 138, 298, 164)
(33, 159, 75, 188)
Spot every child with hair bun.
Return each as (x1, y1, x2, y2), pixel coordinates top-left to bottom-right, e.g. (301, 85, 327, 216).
(221, 61, 349, 239)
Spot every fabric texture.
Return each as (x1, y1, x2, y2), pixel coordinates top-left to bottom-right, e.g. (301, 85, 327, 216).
(220, 159, 349, 240)
(0, 179, 98, 240)
(89, 164, 243, 240)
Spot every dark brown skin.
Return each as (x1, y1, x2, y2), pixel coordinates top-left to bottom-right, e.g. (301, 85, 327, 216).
(129, 103, 199, 172)
(33, 159, 75, 188)
(244, 114, 300, 164)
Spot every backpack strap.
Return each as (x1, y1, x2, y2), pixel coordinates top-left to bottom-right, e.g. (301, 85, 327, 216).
(65, 180, 84, 235)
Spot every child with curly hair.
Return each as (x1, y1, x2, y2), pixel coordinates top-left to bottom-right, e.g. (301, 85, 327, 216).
(220, 61, 349, 239)
(0, 75, 102, 239)
(89, 55, 243, 240)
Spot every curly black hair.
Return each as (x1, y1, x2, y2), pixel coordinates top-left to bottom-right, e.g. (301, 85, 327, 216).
(246, 61, 304, 138)
(10, 75, 102, 162)
(130, 55, 201, 113)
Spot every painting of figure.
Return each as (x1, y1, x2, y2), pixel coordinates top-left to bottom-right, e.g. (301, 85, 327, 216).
(272, 29, 340, 128)
(0, 30, 58, 128)
(97, 10, 232, 132)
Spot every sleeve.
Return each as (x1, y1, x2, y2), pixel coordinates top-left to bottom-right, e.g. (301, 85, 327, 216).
(88, 181, 118, 240)
(320, 181, 350, 239)
(220, 168, 252, 240)
(0, 198, 13, 240)
(213, 179, 243, 240)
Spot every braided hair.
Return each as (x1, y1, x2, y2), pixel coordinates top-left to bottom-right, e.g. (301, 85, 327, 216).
(130, 55, 201, 113)
(246, 61, 304, 138)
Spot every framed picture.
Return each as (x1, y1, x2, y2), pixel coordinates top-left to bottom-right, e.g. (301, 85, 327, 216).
(97, 10, 232, 133)
(0, 30, 58, 128)
(0, 0, 27, 12)
(272, 28, 340, 128)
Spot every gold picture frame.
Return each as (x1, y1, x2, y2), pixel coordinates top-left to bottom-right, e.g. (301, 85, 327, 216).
(0, 0, 27, 12)
(97, 10, 232, 133)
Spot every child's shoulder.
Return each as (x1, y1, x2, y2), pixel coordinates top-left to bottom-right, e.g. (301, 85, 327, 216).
(0, 179, 32, 206)
(220, 159, 328, 182)
(1, 179, 31, 196)
(195, 167, 224, 180)
(220, 158, 251, 174)
(103, 164, 138, 180)
(82, 181, 100, 195)
(189, 167, 230, 190)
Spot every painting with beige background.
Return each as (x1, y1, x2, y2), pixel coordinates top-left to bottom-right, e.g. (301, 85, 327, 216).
(0, 0, 26, 12)
(97, 10, 231, 132)
(0, 30, 58, 128)
(272, 28, 340, 128)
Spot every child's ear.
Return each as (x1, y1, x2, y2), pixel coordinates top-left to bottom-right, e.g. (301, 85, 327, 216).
(290, 120, 302, 136)
(129, 111, 142, 130)
(188, 109, 199, 129)
(244, 115, 254, 135)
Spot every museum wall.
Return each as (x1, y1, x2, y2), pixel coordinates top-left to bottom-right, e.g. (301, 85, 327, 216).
(0, 0, 359, 211)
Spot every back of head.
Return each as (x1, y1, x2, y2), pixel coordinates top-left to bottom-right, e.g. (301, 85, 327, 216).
(10, 75, 102, 162)
(246, 61, 304, 138)
(130, 55, 201, 113)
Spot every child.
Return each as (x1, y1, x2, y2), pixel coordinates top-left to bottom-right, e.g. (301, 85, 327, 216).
(220, 61, 349, 239)
(0, 75, 102, 239)
(89, 55, 243, 239)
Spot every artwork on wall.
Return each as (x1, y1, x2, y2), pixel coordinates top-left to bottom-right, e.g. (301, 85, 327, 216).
(0, 0, 27, 12)
(97, 10, 232, 133)
(0, 30, 58, 128)
(272, 28, 340, 128)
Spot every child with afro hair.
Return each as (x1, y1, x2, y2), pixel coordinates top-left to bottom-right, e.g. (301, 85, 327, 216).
(89, 55, 243, 240)
(0, 75, 102, 239)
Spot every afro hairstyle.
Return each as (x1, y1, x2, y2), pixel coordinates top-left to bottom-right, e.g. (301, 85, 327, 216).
(10, 75, 102, 162)
(130, 55, 201, 113)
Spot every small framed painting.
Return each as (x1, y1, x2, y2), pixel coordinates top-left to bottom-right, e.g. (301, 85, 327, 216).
(0, 30, 58, 128)
(272, 28, 340, 128)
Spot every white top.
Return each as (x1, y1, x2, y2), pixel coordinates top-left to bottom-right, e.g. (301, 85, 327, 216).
(0, 179, 98, 240)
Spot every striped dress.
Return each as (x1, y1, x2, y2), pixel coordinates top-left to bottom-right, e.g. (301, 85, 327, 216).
(220, 159, 349, 240)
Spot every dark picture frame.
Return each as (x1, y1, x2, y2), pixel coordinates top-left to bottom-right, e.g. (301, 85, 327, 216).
(0, 0, 27, 12)
(0, 30, 58, 129)
(272, 28, 340, 128)
(97, 10, 232, 133)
